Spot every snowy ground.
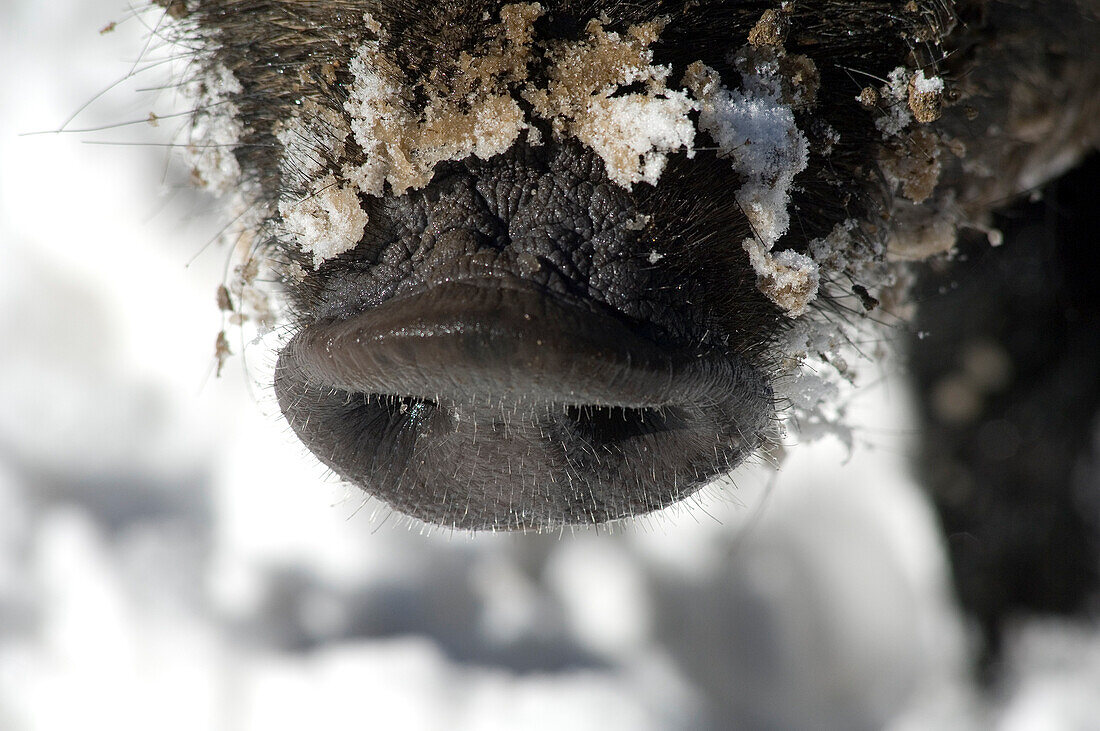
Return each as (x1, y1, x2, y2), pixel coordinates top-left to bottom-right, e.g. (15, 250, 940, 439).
(3, 2, 1100, 729)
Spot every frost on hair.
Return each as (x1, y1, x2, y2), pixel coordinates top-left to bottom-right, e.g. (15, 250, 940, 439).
(185, 64, 243, 194)
(682, 34, 818, 316)
(278, 176, 369, 269)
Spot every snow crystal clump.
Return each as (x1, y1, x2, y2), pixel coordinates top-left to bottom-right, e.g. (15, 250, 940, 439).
(908, 69, 944, 124)
(278, 175, 369, 269)
(910, 69, 944, 96)
(875, 67, 914, 136)
(685, 60, 807, 246)
(274, 101, 367, 267)
(744, 241, 819, 318)
(874, 67, 945, 131)
(186, 64, 244, 193)
(684, 59, 814, 316)
(556, 85, 696, 188)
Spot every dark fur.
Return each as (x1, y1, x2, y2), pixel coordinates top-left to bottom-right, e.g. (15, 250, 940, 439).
(909, 155, 1100, 675)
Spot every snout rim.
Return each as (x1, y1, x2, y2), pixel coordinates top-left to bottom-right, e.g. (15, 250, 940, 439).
(279, 279, 743, 410)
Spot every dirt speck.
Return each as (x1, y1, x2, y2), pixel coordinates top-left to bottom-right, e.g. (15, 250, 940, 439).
(908, 70, 944, 123)
(858, 86, 878, 108)
(748, 9, 787, 47)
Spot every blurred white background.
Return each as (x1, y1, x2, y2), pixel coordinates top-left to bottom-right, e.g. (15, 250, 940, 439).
(3, 2, 1100, 729)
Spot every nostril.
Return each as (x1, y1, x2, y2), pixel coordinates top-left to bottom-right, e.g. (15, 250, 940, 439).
(564, 404, 685, 444)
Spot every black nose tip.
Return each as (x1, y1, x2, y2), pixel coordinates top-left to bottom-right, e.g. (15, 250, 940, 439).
(274, 280, 772, 530)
